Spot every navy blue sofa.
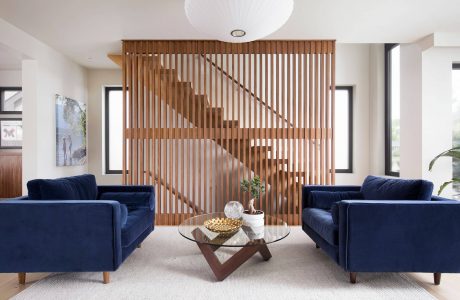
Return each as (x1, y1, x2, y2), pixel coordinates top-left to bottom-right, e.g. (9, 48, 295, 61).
(302, 175, 460, 284)
(0, 174, 155, 284)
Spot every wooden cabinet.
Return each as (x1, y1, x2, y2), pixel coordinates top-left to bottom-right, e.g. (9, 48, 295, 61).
(0, 150, 22, 198)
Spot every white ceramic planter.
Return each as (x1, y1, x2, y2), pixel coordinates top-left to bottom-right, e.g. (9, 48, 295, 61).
(242, 210, 264, 227)
(246, 226, 265, 240)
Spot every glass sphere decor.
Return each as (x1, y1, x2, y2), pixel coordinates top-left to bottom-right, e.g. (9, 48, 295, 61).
(224, 201, 244, 219)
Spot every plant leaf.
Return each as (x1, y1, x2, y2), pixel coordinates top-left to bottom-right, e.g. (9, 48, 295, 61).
(429, 147, 460, 171)
(437, 178, 460, 195)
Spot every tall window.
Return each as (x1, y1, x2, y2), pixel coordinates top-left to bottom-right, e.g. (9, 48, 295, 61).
(452, 64, 460, 194)
(335, 86, 353, 173)
(385, 44, 400, 176)
(105, 86, 123, 174)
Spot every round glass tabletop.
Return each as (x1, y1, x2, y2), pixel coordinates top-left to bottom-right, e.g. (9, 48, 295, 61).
(178, 212, 290, 247)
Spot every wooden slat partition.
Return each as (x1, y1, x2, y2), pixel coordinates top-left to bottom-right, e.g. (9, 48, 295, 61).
(122, 40, 335, 225)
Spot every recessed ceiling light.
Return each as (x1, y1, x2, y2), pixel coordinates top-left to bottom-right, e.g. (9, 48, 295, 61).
(231, 29, 246, 38)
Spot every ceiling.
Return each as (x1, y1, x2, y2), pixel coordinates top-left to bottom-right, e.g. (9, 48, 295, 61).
(0, 0, 459, 69)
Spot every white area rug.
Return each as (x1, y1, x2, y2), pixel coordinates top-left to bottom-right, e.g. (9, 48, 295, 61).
(13, 227, 434, 300)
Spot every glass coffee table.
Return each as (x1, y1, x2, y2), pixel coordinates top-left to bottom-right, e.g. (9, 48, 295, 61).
(178, 212, 290, 281)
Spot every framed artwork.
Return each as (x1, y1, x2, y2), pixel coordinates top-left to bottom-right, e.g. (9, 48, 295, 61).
(0, 118, 23, 149)
(55, 95, 87, 166)
(0, 87, 23, 113)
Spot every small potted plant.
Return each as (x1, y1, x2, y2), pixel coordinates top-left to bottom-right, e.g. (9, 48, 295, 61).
(240, 176, 265, 228)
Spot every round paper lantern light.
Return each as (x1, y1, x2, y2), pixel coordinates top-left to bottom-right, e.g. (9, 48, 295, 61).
(184, 0, 294, 43)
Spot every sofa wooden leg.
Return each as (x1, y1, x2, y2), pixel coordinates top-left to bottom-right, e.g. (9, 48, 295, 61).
(434, 272, 441, 285)
(103, 272, 110, 284)
(18, 273, 26, 285)
(350, 272, 357, 284)
(137, 243, 142, 248)
(315, 244, 320, 249)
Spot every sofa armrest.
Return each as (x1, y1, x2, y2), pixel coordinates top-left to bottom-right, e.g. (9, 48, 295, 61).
(337, 200, 460, 273)
(98, 185, 155, 211)
(0, 200, 122, 273)
(302, 185, 361, 209)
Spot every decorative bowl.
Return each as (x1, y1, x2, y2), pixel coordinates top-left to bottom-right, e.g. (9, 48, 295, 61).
(204, 217, 243, 234)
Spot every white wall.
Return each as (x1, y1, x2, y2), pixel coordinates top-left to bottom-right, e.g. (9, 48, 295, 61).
(421, 47, 460, 194)
(0, 18, 87, 193)
(368, 44, 385, 176)
(397, 41, 460, 195)
(87, 69, 122, 185)
(399, 44, 423, 179)
(0, 69, 21, 86)
(335, 44, 372, 185)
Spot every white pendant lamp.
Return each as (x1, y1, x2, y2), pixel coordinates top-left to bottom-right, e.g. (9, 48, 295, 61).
(184, 0, 294, 43)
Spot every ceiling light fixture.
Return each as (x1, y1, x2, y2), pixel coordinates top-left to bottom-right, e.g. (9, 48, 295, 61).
(184, 0, 294, 43)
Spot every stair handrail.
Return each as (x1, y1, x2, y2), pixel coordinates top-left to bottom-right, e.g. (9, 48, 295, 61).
(200, 54, 294, 128)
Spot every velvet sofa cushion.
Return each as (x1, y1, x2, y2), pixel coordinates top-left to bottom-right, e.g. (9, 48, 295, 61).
(27, 174, 98, 200)
(309, 191, 364, 210)
(120, 204, 128, 227)
(121, 208, 153, 247)
(361, 175, 433, 201)
(302, 208, 338, 245)
(331, 203, 339, 225)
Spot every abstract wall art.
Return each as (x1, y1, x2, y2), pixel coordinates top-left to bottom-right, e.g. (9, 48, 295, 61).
(55, 95, 87, 166)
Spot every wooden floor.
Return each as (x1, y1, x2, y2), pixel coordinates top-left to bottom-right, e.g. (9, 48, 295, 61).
(407, 273, 460, 300)
(0, 272, 458, 299)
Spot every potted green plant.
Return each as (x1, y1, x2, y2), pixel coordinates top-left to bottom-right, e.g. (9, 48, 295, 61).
(240, 176, 265, 227)
(429, 146, 460, 195)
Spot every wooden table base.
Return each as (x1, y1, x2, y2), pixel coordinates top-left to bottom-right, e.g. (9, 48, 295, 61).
(192, 228, 272, 281)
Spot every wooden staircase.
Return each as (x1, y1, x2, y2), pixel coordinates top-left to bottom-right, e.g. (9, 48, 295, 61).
(146, 56, 301, 216)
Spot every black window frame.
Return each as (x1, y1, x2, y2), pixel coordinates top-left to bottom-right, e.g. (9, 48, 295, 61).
(335, 86, 353, 173)
(385, 43, 400, 177)
(452, 63, 460, 194)
(105, 86, 123, 175)
(0, 87, 22, 114)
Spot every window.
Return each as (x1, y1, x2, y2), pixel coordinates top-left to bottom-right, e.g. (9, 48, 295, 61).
(385, 44, 400, 176)
(105, 86, 123, 174)
(452, 64, 460, 194)
(335, 86, 353, 173)
(0, 87, 22, 113)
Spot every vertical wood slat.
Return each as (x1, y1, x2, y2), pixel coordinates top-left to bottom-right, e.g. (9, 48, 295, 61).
(139, 41, 145, 186)
(253, 42, 260, 212)
(225, 44, 230, 203)
(263, 44, 273, 218)
(331, 42, 336, 185)
(122, 40, 335, 225)
(167, 46, 172, 224)
(242, 47, 247, 211)
(275, 42, 282, 218)
(210, 42, 214, 214)
(203, 42, 208, 215)
(220, 47, 224, 210)
(122, 42, 127, 185)
(192, 42, 197, 218)
(186, 44, 191, 218)
(281, 41, 286, 223)
(236, 45, 241, 204)
(133, 42, 139, 184)
(145, 42, 151, 186)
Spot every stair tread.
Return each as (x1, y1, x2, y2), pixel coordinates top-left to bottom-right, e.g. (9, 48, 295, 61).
(250, 145, 273, 152)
